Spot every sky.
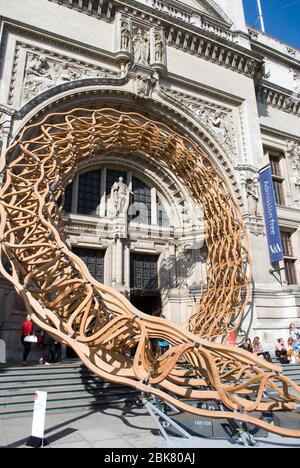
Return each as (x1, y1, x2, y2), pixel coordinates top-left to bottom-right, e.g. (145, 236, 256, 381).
(243, 0, 300, 49)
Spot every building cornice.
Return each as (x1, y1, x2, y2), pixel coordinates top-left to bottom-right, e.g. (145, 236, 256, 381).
(257, 81, 300, 116)
(260, 124, 300, 143)
(48, 0, 263, 79)
(248, 27, 300, 66)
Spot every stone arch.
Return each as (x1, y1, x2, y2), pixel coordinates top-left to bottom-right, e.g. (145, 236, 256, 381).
(10, 83, 243, 207)
(2, 107, 300, 438)
(1, 106, 250, 339)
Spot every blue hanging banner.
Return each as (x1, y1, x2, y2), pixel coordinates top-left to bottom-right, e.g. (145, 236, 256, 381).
(259, 166, 284, 264)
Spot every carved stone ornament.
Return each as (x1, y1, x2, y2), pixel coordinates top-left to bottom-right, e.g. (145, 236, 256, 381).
(236, 166, 260, 219)
(135, 71, 160, 98)
(22, 51, 117, 104)
(120, 20, 131, 52)
(132, 27, 150, 66)
(162, 89, 235, 154)
(108, 177, 133, 218)
(287, 140, 300, 204)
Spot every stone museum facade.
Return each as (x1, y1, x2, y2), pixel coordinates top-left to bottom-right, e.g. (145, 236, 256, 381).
(0, 0, 299, 361)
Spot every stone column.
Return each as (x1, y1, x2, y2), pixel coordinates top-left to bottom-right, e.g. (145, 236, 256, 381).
(115, 237, 124, 287)
(124, 243, 131, 292)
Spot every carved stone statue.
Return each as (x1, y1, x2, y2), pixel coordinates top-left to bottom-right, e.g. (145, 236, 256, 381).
(208, 110, 229, 144)
(246, 179, 259, 217)
(133, 28, 150, 65)
(121, 21, 131, 51)
(154, 33, 164, 63)
(109, 177, 133, 217)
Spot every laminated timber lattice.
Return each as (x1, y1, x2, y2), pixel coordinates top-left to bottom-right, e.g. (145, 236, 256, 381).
(0, 108, 300, 438)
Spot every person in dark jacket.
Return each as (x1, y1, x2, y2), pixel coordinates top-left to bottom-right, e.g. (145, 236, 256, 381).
(44, 333, 55, 365)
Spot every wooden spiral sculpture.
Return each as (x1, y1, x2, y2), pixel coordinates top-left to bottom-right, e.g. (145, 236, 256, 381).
(0, 108, 300, 438)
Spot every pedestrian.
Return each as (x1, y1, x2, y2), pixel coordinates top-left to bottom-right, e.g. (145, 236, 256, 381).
(37, 330, 46, 364)
(21, 315, 34, 366)
(44, 333, 55, 365)
(54, 341, 62, 363)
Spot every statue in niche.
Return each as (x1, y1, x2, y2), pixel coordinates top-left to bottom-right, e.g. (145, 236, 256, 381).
(121, 21, 131, 51)
(133, 28, 150, 65)
(154, 33, 164, 63)
(246, 179, 259, 217)
(208, 110, 230, 145)
(109, 177, 133, 218)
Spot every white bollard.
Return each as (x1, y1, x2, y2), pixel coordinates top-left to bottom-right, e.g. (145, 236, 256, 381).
(26, 391, 48, 448)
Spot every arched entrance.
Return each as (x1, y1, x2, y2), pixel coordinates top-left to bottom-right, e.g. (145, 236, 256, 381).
(1, 107, 299, 437)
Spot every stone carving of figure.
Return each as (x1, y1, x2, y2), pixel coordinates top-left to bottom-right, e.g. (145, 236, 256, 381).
(121, 21, 131, 51)
(154, 33, 164, 63)
(133, 28, 150, 65)
(246, 179, 259, 217)
(55, 63, 79, 85)
(26, 55, 50, 77)
(23, 55, 54, 101)
(208, 110, 229, 144)
(110, 177, 133, 217)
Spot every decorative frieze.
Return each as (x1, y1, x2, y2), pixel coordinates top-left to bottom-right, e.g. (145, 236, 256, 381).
(9, 44, 119, 106)
(160, 87, 237, 158)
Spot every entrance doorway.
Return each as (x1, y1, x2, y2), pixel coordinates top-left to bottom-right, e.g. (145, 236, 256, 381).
(130, 292, 162, 316)
(130, 253, 161, 316)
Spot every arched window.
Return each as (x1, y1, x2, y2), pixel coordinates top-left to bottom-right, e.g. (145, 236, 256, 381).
(62, 166, 171, 226)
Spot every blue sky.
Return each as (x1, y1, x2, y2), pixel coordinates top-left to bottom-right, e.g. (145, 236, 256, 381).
(243, 0, 300, 49)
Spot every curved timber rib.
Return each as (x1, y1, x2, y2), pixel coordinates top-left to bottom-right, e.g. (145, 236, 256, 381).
(0, 108, 300, 438)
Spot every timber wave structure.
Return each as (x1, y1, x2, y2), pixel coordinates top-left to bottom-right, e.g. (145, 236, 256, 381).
(0, 108, 300, 437)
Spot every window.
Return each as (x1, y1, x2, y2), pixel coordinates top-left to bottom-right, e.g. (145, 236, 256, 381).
(269, 153, 285, 205)
(78, 170, 101, 216)
(157, 195, 169, 227)
(73, 247, 105, 283)
(131, 176, 151, 224)
(130, 253, 158, 290)
(281, 230, 297, 285)
(63, 183, 73, 213)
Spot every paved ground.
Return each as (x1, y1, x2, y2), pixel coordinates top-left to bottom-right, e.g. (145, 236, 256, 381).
(0, 406, 300, 449)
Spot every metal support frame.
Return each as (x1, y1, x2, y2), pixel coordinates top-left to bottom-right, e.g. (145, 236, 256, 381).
(143, 397, 192, 443)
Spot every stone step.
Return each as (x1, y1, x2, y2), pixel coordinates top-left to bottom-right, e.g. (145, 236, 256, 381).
(0, 395, 134, 418)
(0, 360, 139, 418)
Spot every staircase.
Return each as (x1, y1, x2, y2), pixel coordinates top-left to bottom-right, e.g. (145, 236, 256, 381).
(0, 360, 139, 418)
(0, 361, 299, 419)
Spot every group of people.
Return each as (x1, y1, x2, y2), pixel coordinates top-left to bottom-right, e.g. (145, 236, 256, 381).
(21, 315, 62, 366)
(239, 324, 300, 365)
(239, 336, 272, 362)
